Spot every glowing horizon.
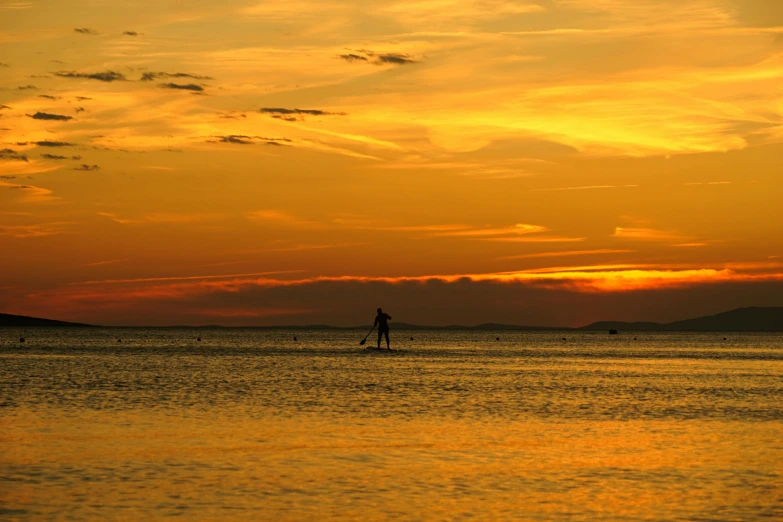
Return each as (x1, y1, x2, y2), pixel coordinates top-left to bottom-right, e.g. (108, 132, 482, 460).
(2, 0, 782, 326)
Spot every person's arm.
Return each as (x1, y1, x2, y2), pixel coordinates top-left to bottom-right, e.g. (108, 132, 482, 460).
(387, 314, 392, 321)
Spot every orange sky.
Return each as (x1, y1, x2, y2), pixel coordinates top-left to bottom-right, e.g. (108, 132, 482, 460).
(1, 0, 782, 326)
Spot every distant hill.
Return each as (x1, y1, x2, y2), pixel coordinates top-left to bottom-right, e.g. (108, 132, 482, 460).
(0, 313, 93, 327)
(580, 321, 666, 331)
(3, 307, 781, 330)
(580, 307, 783, 332)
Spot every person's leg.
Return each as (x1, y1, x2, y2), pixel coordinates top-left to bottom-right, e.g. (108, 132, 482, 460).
(377, 328, 382, 348)
(384, 329, 390, 349)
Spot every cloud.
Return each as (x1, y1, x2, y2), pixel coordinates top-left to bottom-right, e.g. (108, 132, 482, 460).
(75, 96, 92, 101)
(0, 62, 9, 67)
(74, 107, 85, 113)
(55, 70, 127, 82)
(98, 211, 223, 225)
(141, 72, 213, 81)
(69, 270, 302, 286)
(0, 105, 10, 110)
(0, 149, 28, 162)
(481, 236, 587, 243)
(437, 223, 548, 237)
(339, 53, 369, 62)
(159, 82, 204, 92)
(245, 210, 323, 229)
(218, 112, 247, 119)
(259, 107, 346, 121)
(213, 135, 292, 145)
(34, 140, 75, 147)
(13, 274, 783, 327)
(0, 181, 57, 203)
(17, 85, 36, 90)
(122, 31, 139, 36)
(74, 164, 100, 171)
(373, 52, 418, 65)
(613, 227, 686, 242)
(38, 94, 59, 100)
(41, 154, 80, 160)
(531, 185, 621, 192)
(500, 249, 635, 260)
(330, 221, 583, 244)
(0, 222, 70, 238)
(27, 111, 74, 121)
(26, 266, 783, 321)
(271, 215, 567, 240)
(339, 50, 419, 65)
(74, 28, 98, 35)
(217, 135, 253, 144)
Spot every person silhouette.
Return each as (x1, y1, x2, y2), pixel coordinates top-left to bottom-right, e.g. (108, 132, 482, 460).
(374, 307, 392, 349)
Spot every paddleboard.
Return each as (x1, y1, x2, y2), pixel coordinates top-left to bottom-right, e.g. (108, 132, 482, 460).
(364, 347, 397, 352)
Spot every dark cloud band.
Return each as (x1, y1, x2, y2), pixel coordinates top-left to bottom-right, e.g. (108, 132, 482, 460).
(0, 149, 28, 162)
(74, 164, 100, 171)
(159, 83, 204, 92)
(28, 112, 73, 121)
(34, 141, 75, 147)
(339, 50, 418, 65)
(142, 72, 213, 81)
(339, 54, 368, 62)
(55, 70, 127, 82)
(213, 135, 292, 145)
(259, 107, 346, 121)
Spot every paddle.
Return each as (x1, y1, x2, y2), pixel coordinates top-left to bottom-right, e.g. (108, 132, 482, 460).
(359, 325, 375, 346)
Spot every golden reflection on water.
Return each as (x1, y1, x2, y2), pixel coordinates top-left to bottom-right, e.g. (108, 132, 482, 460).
(1, 329, 783, 520)
(4, 411, 783, 520)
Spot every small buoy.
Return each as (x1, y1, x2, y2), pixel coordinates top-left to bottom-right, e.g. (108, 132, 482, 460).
(723, 337, 727, 341)
(293, 336, 297, 341)
(410, 337, 414, 341)
(634, 337, 637, 340)
(117, 339, 122, 343)
(562, 337, 567, 341)
(20, 337, 25, 343)
(496, 337, 500, 341)
(197, 337, 201, 342)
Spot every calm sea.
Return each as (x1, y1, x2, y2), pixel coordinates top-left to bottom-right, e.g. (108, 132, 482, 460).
(2, 328, 782, 521)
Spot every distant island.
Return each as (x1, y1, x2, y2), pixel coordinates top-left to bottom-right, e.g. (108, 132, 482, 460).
(0, 313, 93, 327)
(1, 307, 781, 331)
(579, 307, 783, 332)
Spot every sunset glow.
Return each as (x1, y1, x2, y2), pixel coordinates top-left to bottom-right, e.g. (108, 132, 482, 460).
(2, 0, 782, 325)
